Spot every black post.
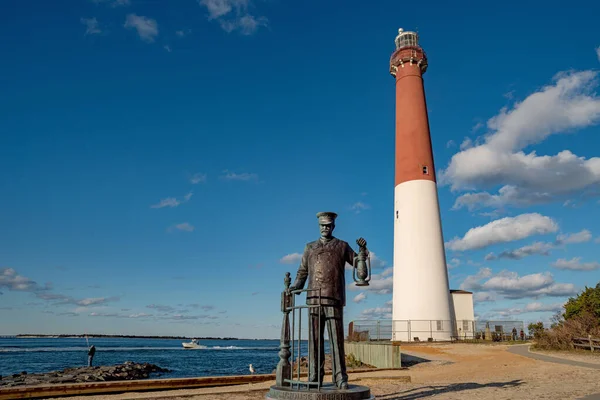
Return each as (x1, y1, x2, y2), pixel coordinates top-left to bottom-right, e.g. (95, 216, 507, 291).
(276, 273, 292, 387)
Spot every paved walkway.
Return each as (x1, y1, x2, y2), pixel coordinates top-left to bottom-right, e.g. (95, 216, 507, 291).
(508, 344, 600, 400)
(508, 344, 600, 370)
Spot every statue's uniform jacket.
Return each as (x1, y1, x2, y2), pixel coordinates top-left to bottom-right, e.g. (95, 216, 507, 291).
(292, 237, 357, 307)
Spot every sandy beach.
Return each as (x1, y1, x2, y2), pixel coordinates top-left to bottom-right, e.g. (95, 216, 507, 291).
(48, 342, 600, 400)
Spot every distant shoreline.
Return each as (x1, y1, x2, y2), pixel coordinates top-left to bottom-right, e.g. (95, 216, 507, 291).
(1, 334, 279, 340)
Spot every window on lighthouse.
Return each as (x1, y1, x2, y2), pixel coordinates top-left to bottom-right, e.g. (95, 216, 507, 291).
(422, 166, 429, 175)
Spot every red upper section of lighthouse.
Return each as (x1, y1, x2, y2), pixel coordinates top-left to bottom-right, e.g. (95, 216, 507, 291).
(391, 29, 436, 187)
(390, 46, 428, 77)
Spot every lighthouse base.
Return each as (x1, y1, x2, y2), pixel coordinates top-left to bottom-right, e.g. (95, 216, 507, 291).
(392, 179, 453, 342)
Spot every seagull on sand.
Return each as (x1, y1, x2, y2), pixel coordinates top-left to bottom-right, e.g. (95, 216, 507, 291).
(249, 364, 256, 374)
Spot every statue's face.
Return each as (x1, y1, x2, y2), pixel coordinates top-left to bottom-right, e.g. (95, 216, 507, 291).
(320, 223, 334, 238)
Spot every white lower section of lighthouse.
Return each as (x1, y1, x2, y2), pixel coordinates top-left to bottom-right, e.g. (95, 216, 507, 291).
(392, 179, 453, 341)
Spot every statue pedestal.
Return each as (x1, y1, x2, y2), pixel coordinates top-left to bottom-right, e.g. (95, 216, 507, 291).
(266, 384, 373, 400)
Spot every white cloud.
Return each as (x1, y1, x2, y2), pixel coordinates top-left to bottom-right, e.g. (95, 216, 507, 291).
(1, 268, 120, 308)
(460, 267, 492, 291)
(445, 213, 558, 252)
(360, 306, 392, 320)
(90, 311, 154, 319)
(350, 202, 370, 213)
(220, 15, 267, 35)
(151, 197, 179, 208)
(486, 241, 554, 261)
(1, 268, 44, 292)
(147, 304, 176, 313)
(124, 14, 158, 43)
(460, 137, 473, 150)
(198, 0, 267, 35)
(80, 17, 101, 35)
(524, 302, 564, 313)
(176, 29, 191, 37)
(556, 229, 592, 244)
(279, 253, 302, 264)
(503, 90, 515, 100)
(483, 271, 554, 295)
(127, 313, 152, 318)
(190, 173, 206, 184)
(199, 0, 239, 19)
(453, 185, 554, 211)
(596, 237, 600, 243)
(552, 257, 600, 271)
(484, 253, 496, 261)
(488, 302, 563, 318)
(150, 192, 192, 208)
(163, 45, 172, 53)
(91, 0, 130, 6)
(169, 222, 195, 232)
(442, 70, 600, 210)
(447, 258, 461, 269)
(76, 297, 118, 306)
(446, 140, 456, 148)
(461, 267, 577, 299)
(473, 292, 495, 303)
(596, 47, 600, 62)
(348, 267, 393, 294)
(485, 229, 591, 261)
(353, 293, 367, 303)
(220, 170, 258, 181)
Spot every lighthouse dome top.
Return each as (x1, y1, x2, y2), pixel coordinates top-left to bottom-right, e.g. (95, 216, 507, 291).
(394, 28, 419, 50)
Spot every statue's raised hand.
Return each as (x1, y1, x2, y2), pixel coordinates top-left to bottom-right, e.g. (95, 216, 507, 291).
(356, 238, 367, 249)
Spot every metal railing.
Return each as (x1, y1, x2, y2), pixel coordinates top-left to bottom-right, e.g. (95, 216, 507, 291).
(348, 319, 526, 342)
(275, 273, 326, 391)
(288, 287, 322, 390)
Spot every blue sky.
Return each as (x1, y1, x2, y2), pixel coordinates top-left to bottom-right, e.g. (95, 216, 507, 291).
(1, 0, 600, 339)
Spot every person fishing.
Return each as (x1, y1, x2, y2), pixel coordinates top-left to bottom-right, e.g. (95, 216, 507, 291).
(87, 344, 96, 367)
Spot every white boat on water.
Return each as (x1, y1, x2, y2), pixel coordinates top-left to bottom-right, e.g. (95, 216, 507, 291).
(182, 339, 201, 349)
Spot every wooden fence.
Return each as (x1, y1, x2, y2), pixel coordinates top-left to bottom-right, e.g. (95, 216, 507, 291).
(572, 335, 600, 352)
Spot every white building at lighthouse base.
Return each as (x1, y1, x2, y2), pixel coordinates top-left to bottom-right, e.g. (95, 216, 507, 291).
(390, 289, 475, 342)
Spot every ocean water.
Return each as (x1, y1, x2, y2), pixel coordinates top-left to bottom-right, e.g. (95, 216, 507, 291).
(0, 337, 326, 378)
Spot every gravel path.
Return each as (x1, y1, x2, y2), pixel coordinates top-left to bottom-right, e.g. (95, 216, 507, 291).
(508, 344, 600, 400)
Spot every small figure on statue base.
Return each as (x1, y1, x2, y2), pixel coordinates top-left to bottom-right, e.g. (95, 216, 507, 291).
(269, 212, 374, 400)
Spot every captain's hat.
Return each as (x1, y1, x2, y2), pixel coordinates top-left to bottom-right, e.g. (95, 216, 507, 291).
(316, 212, 338, 224)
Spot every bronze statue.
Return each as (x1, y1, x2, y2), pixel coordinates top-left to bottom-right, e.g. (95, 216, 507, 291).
(288, 212, 369, 389)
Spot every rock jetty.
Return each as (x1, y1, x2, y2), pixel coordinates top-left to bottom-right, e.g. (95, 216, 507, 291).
(0, 361, 171, 387)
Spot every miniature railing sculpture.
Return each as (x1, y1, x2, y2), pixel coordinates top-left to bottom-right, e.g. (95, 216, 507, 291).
(276, 272, 323, 391)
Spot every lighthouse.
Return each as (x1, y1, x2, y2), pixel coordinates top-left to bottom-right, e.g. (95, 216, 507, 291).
(389, 29, 453, 341)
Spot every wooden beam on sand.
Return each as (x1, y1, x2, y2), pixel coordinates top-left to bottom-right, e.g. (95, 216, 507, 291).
(0, 368, 406, 400)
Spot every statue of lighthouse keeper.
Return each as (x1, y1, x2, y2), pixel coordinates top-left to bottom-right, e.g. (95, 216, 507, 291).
(288, 212, 370, 389)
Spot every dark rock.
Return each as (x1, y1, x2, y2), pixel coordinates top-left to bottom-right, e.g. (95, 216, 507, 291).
(0, 362, 171, 388)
